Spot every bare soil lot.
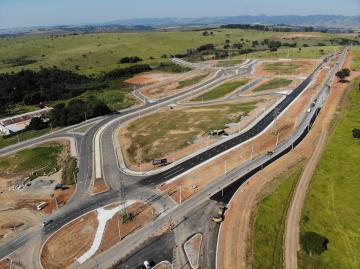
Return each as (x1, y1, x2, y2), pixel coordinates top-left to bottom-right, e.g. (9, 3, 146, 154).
(141, 70, 212, 100)
(41, 202, 155, 269)
(125, 72, 179, 86)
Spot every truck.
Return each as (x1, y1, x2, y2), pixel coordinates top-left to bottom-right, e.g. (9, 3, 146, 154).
(152, 158, 168, 167)
(36, 202, 48, 211)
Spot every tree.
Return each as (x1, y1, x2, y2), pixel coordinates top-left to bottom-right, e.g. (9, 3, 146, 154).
(26, 117, 48, 130)
(49, 103, 67, 127)
(66, 99, 87, 125)
(300, 231, 329, 255)
(86, 99, 111, 118)
(336, 68, 351, 82)
(352, 128, 360, 139)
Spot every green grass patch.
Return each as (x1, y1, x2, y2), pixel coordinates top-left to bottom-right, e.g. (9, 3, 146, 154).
(299, 48, 360, 269)
(263, 62, 302, 75)
(253, 165, 303, 269)
(175, 74, 209, 90)
(0, 128, 52, 149)
(126, 102, 258, 162)
(192, 79, 249, 101)
(235, 46, 342, 60)
(253, 78, 293, 92)
(61, 157, 78, 185)
(216, 59, 245, 67)
(0, 142, 64, 179)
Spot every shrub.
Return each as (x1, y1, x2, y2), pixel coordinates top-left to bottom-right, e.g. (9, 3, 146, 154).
(352, 128, 360, 138)
(300, 231, 329, 255)
(119, 56, 142, 64)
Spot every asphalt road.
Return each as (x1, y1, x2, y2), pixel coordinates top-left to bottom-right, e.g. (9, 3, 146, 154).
(0, 50, 344, 266)
(75, 49, 346, 268)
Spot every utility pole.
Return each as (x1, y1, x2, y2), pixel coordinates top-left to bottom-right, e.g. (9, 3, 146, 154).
(139, 147, 142, 173)
(250, 145, 254, 160)
(179, 185, 182, 204)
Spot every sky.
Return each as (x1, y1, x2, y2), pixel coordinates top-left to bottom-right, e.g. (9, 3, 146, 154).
(0, 0, 359, 29)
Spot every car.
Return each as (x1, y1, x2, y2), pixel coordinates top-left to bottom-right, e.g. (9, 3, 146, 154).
(42, 219, 53, 227)
(144, 260, 151, 269)
(54, 183, 63, 190)
(211, 215, 224, 223)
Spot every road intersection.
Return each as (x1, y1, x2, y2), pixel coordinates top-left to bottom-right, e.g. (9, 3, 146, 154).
(0, 49, 347, 268)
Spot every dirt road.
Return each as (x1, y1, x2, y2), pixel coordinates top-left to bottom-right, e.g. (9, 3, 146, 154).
(283, 128, 327, 269)
(283, 55, 359, 269)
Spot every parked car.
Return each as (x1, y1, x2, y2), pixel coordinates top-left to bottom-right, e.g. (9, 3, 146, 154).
(42, 219, 53, 227)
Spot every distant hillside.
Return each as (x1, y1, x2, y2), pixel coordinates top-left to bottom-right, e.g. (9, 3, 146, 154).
(107, 15, 360, 31)
(1, 14, 359, 36)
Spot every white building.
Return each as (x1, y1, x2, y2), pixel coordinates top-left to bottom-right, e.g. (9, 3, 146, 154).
(0, 107, 53, 135)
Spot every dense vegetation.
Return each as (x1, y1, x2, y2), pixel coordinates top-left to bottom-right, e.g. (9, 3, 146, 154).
(0, 64, 150, 119)
(49, 99, 111, 127)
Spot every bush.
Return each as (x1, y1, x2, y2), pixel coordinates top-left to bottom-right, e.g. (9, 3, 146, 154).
(103, 64, 151, 80)
(352, 128, 360, 138)
(120, 211, 134, 224)
(300, 231, 329, 255)
(119, 56, 142, 64)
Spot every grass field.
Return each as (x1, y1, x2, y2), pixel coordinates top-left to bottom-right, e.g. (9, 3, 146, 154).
(176, 74, 209, 90)
(125, 102, 258, 162)
(253, 78, 293, 92)
(192, 79, 249, 101)
(263, 62, 302, 75)
(299, 47, 360, 269)
(0, 142, 64, 178)
(235, 46, 341, 60)
(252, 165, 303, 269)
(0, 128, 52, 149)
(216, 59, 245, 67)
(0, 30, 339, 75)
